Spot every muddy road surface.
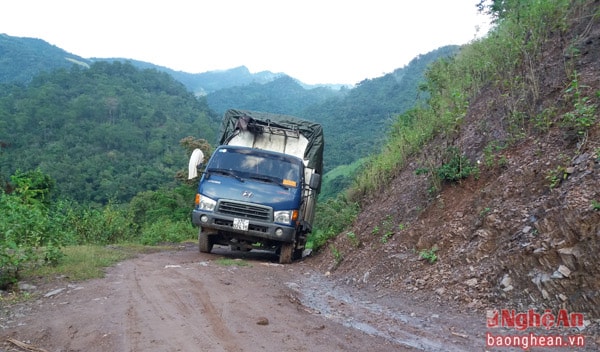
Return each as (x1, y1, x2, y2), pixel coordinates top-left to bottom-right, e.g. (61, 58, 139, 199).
(1, 244, 488, 351)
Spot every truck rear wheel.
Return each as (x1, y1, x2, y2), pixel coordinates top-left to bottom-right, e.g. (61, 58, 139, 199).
(199, 229, 214, 253)
(279, 243, 293, 264)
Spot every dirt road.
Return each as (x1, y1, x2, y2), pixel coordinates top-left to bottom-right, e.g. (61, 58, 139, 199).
(1, 244, 488, 351)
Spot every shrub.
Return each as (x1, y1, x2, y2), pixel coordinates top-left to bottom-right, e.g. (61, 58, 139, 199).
(307, 194, 359, 251)
(0, 171, 66, 286)
(437, 147, 479, 182)
(140, 219, 196, 245)
(419, 247, 438, 264)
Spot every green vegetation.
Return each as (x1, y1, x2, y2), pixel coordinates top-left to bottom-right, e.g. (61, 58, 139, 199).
(311, 0, 599, 251)
(306, 195, 359, 250)
(24, 245, 153, 281)
(545, 165, 569, 189)
(2, 1, 599, 285)
(320, 158, 366, 200)
(346, 232, 360, 248)
(0, 61, 218, 287)
(592, 200, 600, 211)
(0, 61, 217, 205)
(418, 247, 438, 264)
(206, 75, 340, 116)
(414, 146, 479, 194)
(0, 167, 197, 287)
(562, 72, 597, 137)
(0, 34, 87, 84)
(1, 170, 66, 287)
(483, 142, 508, 169)
(436, 147, 479, 183)
(300, 46, 459, 173)
(329, 245, 343, 266)
(349, 0, 596, 200)
(378, 215, 396, 244)
(480, 207, 492, 217)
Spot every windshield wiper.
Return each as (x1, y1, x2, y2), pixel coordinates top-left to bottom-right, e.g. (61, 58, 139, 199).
(249, 175, 288, 189)
(207, 168, 245, 183)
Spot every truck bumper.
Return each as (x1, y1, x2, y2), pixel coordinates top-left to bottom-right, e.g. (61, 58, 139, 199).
(191, 209, 296, 243)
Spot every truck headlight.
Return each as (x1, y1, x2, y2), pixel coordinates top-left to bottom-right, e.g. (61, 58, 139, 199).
(274, 210, 298, 225)
(197, 195, 216, 211)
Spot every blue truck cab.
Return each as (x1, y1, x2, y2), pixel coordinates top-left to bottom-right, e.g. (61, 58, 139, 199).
(188, 109, 324, 263)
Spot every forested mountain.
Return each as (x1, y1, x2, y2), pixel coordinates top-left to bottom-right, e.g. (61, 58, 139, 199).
(171, 66, 284, 95)
(100, 62, 286, 95)
(306, 45, 459, 172)
(0, 33, 458, 204)
(206, 75, 343, 116)
(0, 35, 293, 93)
(0, 61, 218, 204)
(0, 34, 90, 83)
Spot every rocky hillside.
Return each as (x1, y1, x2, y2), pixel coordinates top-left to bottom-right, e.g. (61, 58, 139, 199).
(310, 0, 599, 327)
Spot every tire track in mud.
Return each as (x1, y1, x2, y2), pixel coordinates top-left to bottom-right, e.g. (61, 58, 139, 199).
(2, 246, 487, 351)
(115, 250, 470, 352)
(124, 257, 241, 352)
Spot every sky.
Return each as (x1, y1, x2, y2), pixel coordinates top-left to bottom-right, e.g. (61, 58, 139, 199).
(1, 1, 492, 85)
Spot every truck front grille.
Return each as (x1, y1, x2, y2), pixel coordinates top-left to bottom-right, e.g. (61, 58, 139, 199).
(217, 201, 271, 221)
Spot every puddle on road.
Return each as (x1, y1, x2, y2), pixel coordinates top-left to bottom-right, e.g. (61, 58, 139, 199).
(286, 273, 475, 352)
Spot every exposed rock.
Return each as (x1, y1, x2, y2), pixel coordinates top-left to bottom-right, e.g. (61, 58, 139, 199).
(557, 265, 572, 278)
(256, 317, 269, 325)
(44, 288, 65, 298)
(559, 293, 568, 301)
(17, 282, 37, 292)
(500, 274, 513, 291)
(464, 278, 478, 287)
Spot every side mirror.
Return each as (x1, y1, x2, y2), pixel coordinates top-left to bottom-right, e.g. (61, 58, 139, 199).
(309, 173, 321, 190)
(188, 149, 205, 179)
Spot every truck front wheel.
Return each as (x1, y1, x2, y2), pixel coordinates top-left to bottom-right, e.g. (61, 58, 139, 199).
(279, 243, 293, 264)
(199, 229, 214, 253)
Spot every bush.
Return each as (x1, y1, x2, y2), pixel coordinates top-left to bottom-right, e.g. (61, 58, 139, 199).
(66, 203, 137, 244)
(139, 219, 196, 245)
(436, 147, 479, 182)
(0, 171, 66, 286)
(307, 194, 359, 251)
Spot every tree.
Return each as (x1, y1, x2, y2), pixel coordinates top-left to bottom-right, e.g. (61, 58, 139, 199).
(9, 168, 55, 205)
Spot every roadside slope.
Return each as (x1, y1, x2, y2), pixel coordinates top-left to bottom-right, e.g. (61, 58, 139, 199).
(309, 1, 600, 346)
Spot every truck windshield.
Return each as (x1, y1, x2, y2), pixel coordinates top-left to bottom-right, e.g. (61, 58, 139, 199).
(207, 148, 302, 187)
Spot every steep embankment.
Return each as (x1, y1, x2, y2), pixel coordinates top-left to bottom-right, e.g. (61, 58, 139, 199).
(310, 1, 600, 323)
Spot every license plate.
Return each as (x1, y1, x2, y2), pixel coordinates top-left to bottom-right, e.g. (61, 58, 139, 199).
(233, 218, 249, 231)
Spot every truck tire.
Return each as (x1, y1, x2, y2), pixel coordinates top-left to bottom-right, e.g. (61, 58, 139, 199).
(279, 243, 293, 264)
(293, 248, 304, 260)
(199, 229, 214, 253)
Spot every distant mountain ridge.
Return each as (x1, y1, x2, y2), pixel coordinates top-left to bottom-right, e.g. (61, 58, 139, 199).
(96, 60, 289, 95)
(0, 34, 90, 83)
(0, 34, 332, 93)
(206, 75, 343, 116)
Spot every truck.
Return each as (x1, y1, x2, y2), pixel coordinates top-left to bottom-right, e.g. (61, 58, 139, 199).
(188, 109, 324, 263)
